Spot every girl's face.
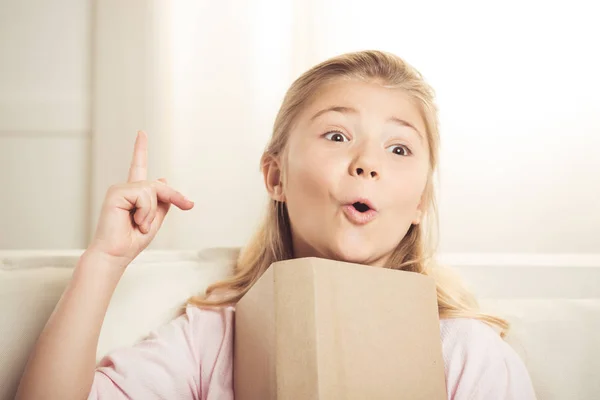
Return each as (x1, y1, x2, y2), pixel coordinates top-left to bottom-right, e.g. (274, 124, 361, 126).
(265, 79, 430, 266)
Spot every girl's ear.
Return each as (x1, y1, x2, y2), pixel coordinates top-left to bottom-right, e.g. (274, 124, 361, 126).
(262, 155, 286, 202)
(412, 209, 423, 225)
(412, 191, 427, 225)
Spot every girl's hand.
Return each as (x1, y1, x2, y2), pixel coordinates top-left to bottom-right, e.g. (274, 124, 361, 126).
(87, 131, 194, 268)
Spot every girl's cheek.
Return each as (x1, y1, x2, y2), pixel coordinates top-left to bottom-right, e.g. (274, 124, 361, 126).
(289, 164, 330, 199)
(387, 166, 429, 201)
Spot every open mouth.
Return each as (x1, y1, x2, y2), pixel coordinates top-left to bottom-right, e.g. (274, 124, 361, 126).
(342, 199, 378, 225)
(352, 202, 372, 213)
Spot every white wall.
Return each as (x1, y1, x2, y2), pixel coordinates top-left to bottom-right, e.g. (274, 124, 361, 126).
(292, 0, 600, 254)
(0, 0, 91, 249)
(161, 0, 600, 254)
(2, 0, 599, 255)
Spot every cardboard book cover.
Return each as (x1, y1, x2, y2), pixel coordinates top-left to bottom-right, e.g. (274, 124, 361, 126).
(234, 257, 446, 399)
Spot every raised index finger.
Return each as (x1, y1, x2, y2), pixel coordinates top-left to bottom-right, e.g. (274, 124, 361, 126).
(128, 131, 148, 182)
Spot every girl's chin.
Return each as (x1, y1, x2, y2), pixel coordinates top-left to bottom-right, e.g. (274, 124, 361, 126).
(324, 245, 386, 267)
(323, 233, 385, 266)
(292, 230, 391, 266)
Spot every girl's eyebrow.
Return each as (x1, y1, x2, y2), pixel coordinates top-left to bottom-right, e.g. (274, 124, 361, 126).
(310, 106, 357, 121)
(310, 105, 423, 141)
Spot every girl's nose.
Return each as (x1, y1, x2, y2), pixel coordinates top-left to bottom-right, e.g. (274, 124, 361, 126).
(349, 141, 382, 180)
(355, 167, 379, 179)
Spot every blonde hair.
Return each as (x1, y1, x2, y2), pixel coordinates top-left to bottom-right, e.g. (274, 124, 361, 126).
(188, 50, 509, 337)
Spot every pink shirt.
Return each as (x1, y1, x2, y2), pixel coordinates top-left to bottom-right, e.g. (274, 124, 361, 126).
(90, 306, 536, 399)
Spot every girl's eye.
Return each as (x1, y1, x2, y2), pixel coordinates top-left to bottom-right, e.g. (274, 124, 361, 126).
(387, 145, 412, 156)
(324, 131, 349, 142)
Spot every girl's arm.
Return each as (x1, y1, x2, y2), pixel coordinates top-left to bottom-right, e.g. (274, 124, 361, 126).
(17, 249, 235, 400)
(16, 250, 125, 400)
(17, 131, 195, 399)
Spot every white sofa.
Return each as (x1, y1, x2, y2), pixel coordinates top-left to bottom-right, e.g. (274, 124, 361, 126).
(1, 249, 599, 399)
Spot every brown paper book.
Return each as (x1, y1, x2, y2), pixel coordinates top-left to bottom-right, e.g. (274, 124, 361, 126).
(234, 257, 446, 399)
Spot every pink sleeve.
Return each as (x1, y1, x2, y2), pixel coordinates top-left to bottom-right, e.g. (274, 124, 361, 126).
(441, 318, 537, 400)
(88, 306, 234, 400)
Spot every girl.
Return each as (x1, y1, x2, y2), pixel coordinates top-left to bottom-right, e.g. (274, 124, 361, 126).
(17, 50, 536, 399)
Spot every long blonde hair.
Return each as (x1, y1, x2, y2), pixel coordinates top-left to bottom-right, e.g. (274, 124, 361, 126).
(188, 50, 509, 337)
